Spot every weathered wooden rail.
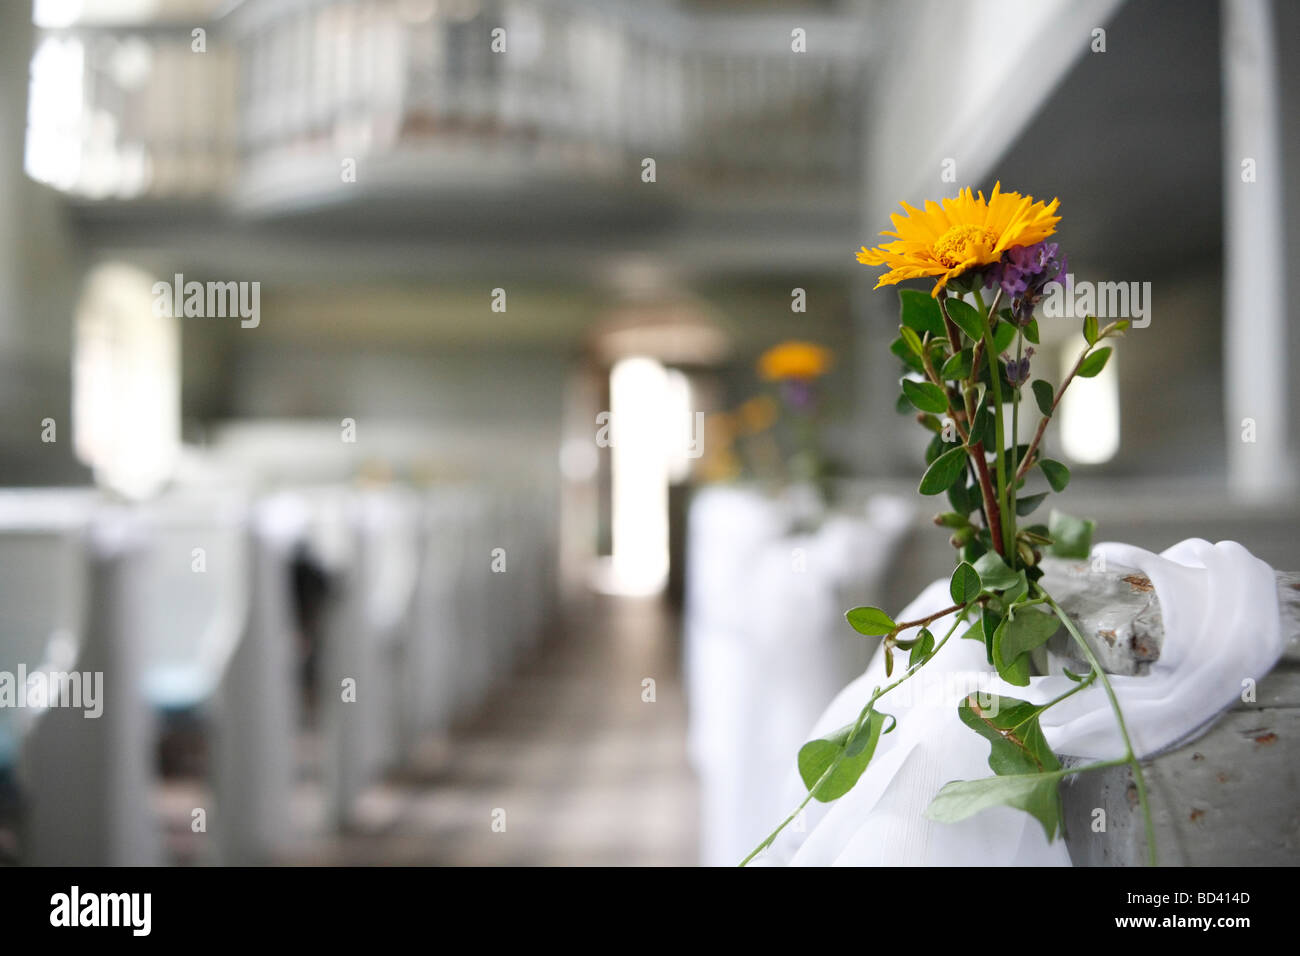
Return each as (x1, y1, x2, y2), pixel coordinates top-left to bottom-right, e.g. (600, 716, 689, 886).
(1040, 559, 1300, 865)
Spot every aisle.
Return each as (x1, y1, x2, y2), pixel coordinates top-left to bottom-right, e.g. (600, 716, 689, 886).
(291, 594, 699, 866)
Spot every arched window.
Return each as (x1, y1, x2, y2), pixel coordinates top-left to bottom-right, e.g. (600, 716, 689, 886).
(73, 263, 180, 499)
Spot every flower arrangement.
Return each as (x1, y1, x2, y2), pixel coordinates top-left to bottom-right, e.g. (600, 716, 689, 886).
(742, 184, 1153, 865)
(755, 340, 836, 506)
(696, 396, 779, 484)
(697, 341, 837, 508)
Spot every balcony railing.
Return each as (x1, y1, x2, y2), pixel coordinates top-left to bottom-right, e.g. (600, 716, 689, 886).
(26, 0, 868, 207)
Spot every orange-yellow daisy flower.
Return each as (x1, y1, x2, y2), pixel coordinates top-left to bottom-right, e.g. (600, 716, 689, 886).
(758, 341, 833, 381)
(856, 182, 1061, 296)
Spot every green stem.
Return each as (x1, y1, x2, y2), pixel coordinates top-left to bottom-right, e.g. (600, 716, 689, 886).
(1012, 330, 1023, 490)
(739, 603, 974, 866)
(1012, 668, 1095, 731)
(974, 290, 1015, 564)
(1041, 590, 1158, 866)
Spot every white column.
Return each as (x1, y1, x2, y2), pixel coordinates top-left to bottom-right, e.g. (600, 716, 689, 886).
(1222, 0, 1290, 499)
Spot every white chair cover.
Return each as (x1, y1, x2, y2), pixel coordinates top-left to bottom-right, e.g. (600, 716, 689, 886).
(684, 486, 913, 866)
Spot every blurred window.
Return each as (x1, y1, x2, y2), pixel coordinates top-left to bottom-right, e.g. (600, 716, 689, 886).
(73, 263, 180, 499)
(1057, 334, 1120, 465)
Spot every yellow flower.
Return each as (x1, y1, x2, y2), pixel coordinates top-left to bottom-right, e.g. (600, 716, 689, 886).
(856, 182, 1060, 296)
(758, 341, 833, 381)
(735, 395, 778, 435)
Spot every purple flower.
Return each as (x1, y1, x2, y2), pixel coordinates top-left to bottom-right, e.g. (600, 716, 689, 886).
(1003, 347, 1036, 386)
(985, 241, 1067, 324)
(781, 378, 816, 410)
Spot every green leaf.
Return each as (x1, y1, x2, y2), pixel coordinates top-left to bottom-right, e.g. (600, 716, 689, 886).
(798, 711, 889, 802)
(1031, 379, 1054, 417)
(991, 320, 1017, 354)
(970, 396, 997, 447)
(944, 297, 986, 342)
(957, 693, 1062, 776)
(929, 692, 1065, 838)
(1015, 492, 1048, 516)
(991, 617, 1032, 685)
(926, 772, 1063, 840)
(949, 561, 981, 604)
(1084, 314, 1099, 346)
(918, 445, 967, 496)
(890, 337, 925, 374)
(1002, 570, 1029, 606)
(908, 628, 935, 669)
(1047, 510, 1095, 559)
(895, 391, 912, 414)
(995, 607, 1061, 667)
(1076, 347, 1112, 378)
(947, 479, 975, 517)
(899, 325, 924, 357)
(845, 606, 895, 636)
(902, 379, 949, 414)
(1039, 458, 1070, 492)
(1023, 318, 1040, 345)
(940, 349, 972, 380)
(980, 606, 1000, 664)
(972, 551, 1018, 591)
(899, 289, 946, 337)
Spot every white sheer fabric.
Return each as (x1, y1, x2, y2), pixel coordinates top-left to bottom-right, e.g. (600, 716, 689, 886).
(684, 487, 913, 866)
(756, 539, 1284, 866)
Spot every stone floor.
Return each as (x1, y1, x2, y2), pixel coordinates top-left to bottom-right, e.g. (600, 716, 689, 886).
(165, 593, 701, 866)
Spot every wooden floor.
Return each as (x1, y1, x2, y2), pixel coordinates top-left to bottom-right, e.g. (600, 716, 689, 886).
(278, 593, 700, 866)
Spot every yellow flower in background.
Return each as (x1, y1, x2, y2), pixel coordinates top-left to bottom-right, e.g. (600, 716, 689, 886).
(698, 412, 742, 482)
(856, 182, 1060, 296)
(758, 341, 833, 381)
(735, 395, 778, 435)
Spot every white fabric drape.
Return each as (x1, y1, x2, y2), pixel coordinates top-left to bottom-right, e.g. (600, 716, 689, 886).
(684, 486, 912, 866)
(755, 539, 1283, 866)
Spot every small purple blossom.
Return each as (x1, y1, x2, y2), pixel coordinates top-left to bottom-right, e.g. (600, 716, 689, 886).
(781, 378, 816, 410)
(1003, 346, 1036, 386)
(985, 241, 1067, 325)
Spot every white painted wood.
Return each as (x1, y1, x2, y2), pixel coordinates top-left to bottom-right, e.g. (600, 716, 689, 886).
(22, 514, 161, 866)
(213, 499, 304, 864)
(1222, 0, 1292, 501)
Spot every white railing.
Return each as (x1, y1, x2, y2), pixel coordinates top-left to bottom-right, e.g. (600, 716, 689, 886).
(27, 0, 867, 203)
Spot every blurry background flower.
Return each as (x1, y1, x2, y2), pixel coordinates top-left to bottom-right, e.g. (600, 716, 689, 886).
(758, 341, 834, 381)
(735, 395, 779, 435)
